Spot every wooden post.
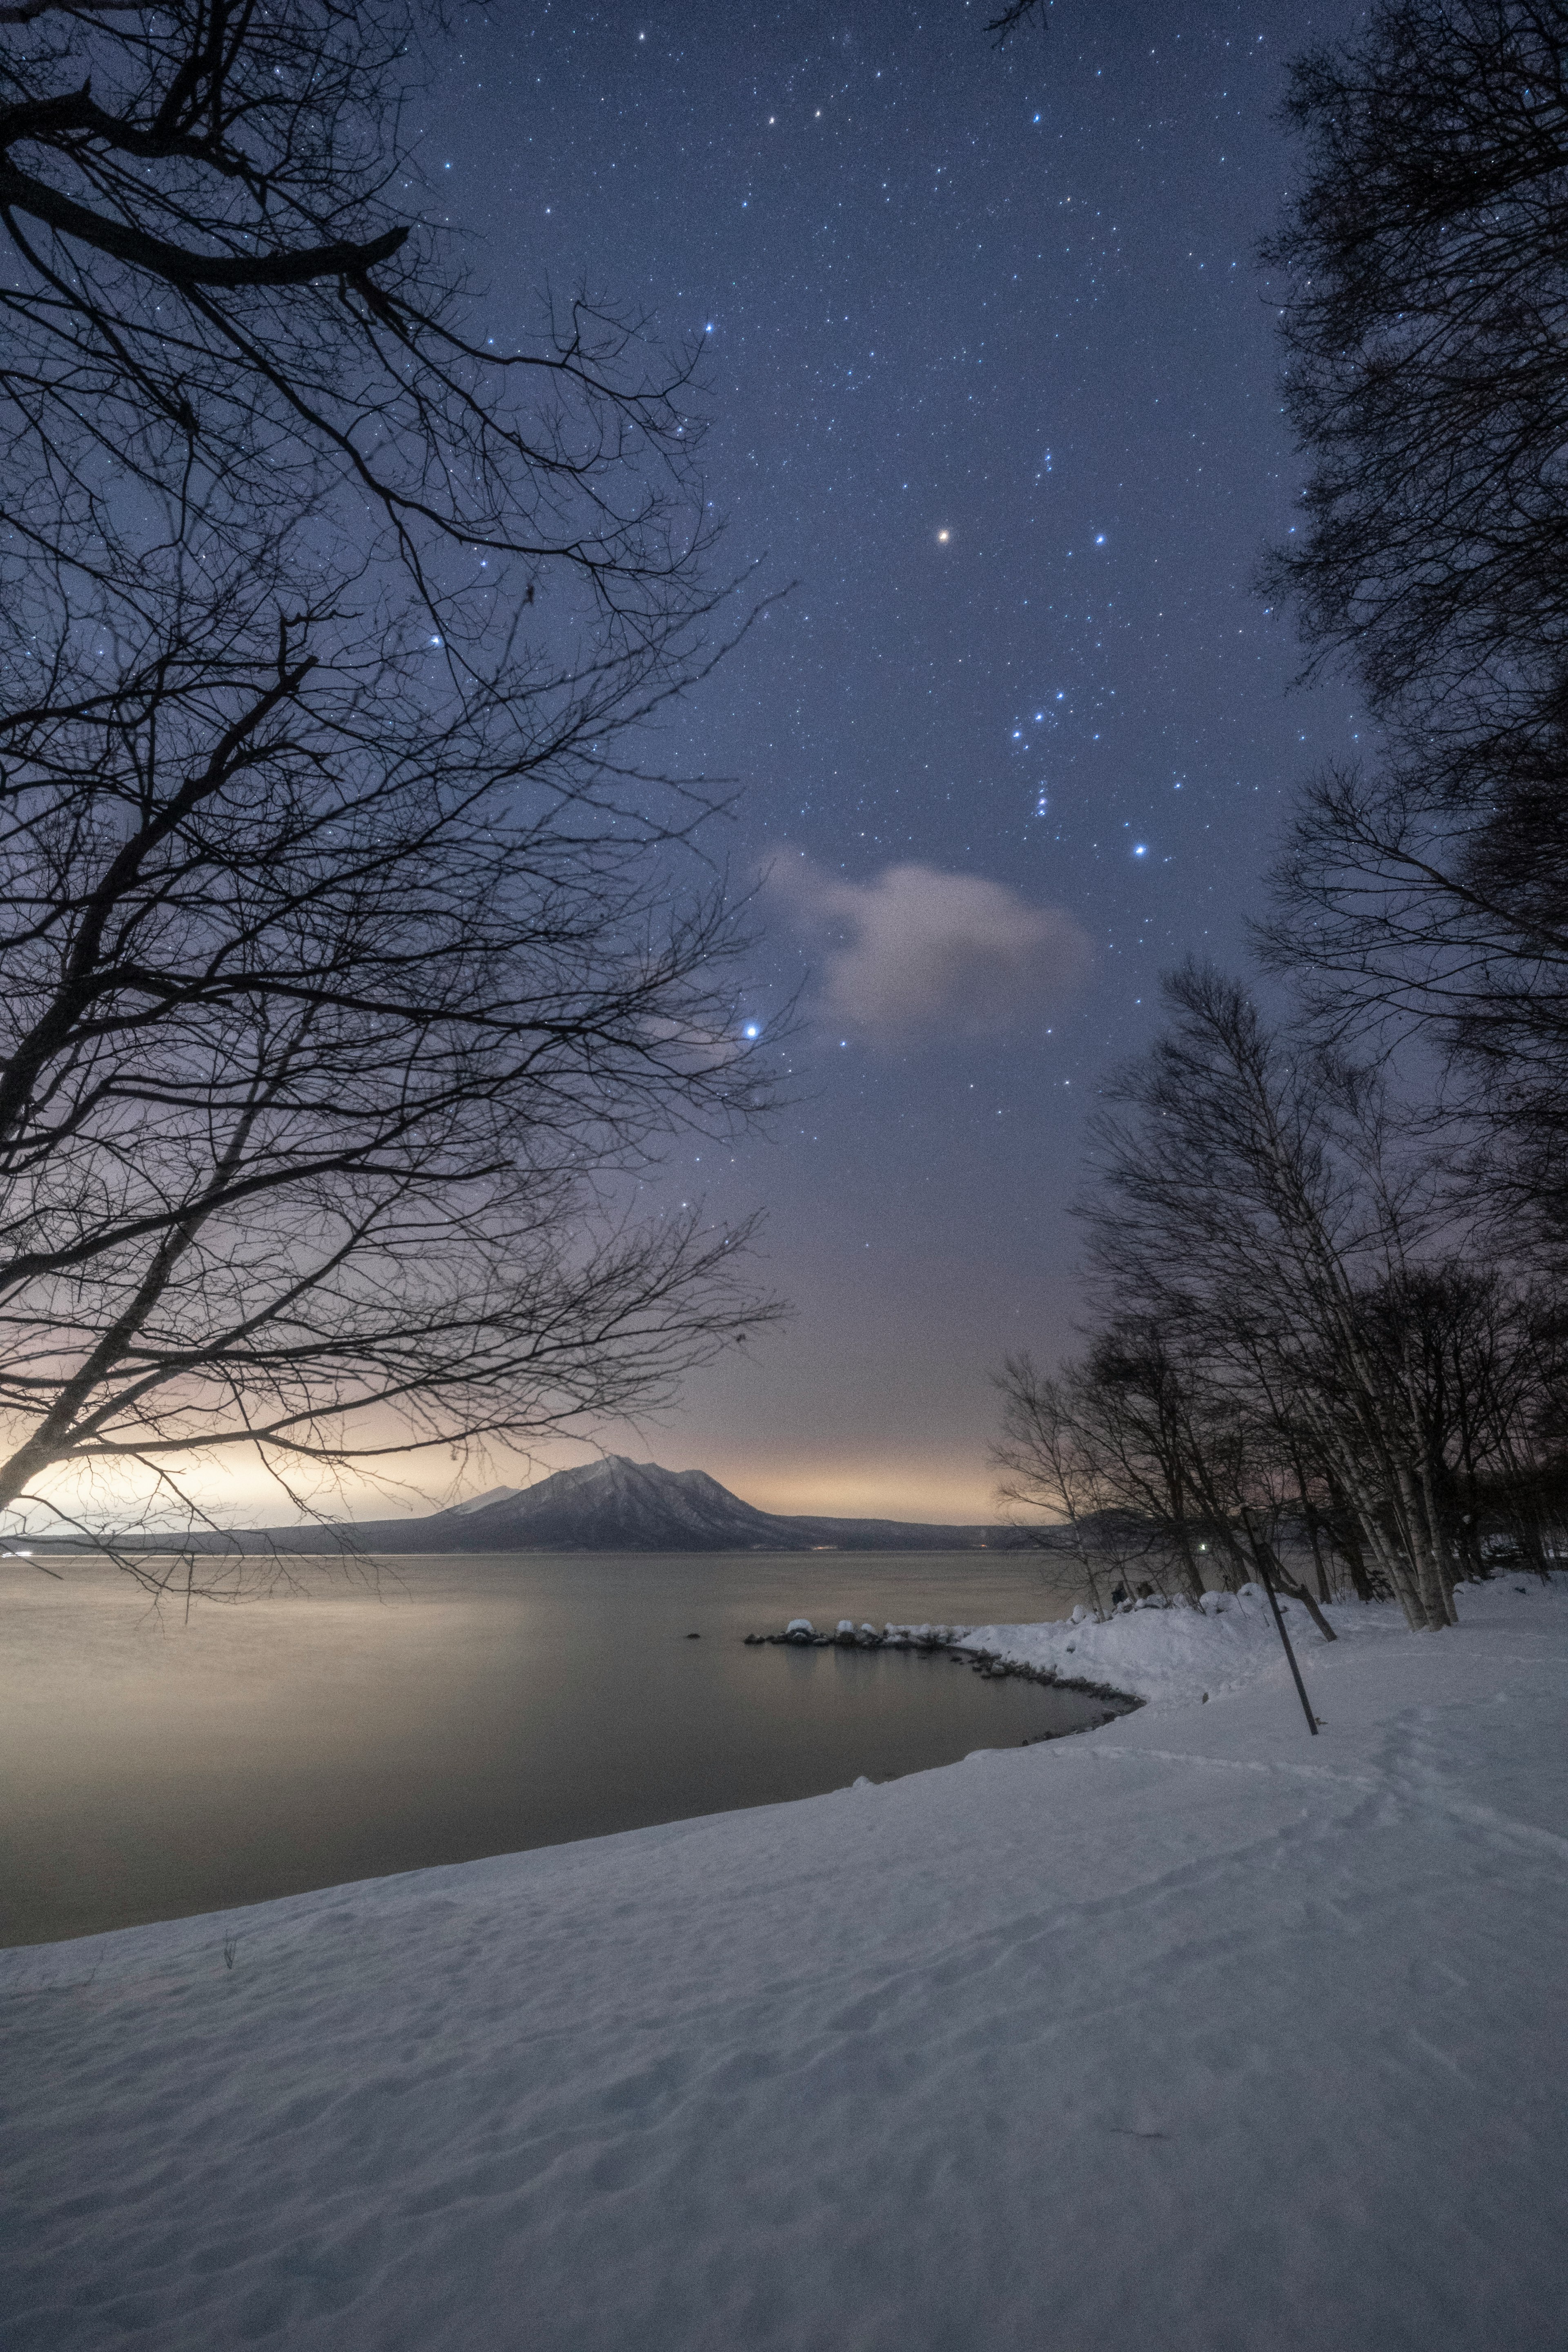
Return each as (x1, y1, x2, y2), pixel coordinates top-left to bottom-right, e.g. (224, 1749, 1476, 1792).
(1256, 1556, 1320, 1735)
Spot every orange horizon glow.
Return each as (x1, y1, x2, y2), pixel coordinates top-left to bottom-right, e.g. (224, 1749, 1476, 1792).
(10, 1445, 1047, 1532)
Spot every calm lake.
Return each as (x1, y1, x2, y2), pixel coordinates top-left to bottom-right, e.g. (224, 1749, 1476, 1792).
(0, 1550, 1112, 1948)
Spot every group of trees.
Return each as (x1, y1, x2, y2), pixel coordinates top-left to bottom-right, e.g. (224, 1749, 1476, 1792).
(996, 968, 1568, 1632)
(0, 3, 774, 1579)
(998, 0, 1568, 1628)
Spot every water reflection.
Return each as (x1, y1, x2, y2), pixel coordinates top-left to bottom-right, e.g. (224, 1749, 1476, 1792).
(0, 1551, 1109, 1947)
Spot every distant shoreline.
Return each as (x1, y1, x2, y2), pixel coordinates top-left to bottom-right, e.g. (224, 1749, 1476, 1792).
(5, 1456, 1048, 1560)
(16, 1533, 1035, 1559)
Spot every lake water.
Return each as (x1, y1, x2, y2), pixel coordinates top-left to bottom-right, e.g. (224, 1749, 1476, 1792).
(0, 1550, 1116, 1948)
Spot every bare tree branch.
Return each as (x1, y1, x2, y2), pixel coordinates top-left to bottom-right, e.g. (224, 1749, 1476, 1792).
(0, 2, 711, 613)
(0, 561, 785, 1579)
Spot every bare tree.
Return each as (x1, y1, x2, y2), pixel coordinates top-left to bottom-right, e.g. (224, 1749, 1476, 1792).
(1102, 970, 1568, 1620)
(0, 0, 709, 615)
(991, 1353, 1118, 1617)
(1070, 1325, 1213, 1606)
(1262, 738, 1568, 1245)
(986, 1, 1049, 43)
(1263, 0, 1568, 728)
(997, 1321, 1341, 1631)
(0, 5, 790, 1592)
(996, 7, 1568, 1641)
(0, 557, 780, 1585)
(1261, 1, 1568, 1239)
(1341, 1258, 1568, 1578)
(1077, 965, 1471, 1629)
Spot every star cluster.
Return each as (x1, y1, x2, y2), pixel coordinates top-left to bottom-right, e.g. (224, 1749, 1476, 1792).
(429, 0, 1364, 1516)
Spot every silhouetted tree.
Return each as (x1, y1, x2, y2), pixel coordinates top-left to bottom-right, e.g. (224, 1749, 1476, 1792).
(0, 1, 708, 619)
(991, 1354, 1126, 1617)
(986, 1, 1048, 42)
(990, 5, 1568, 1634)
(1261, 1, 1568, 1240)
(0, 7, 780, 1588)
(1078, 965, 1468, 1627)
(995, 1324, 1340, 1631)
(0, 556, 777, 1586)
(1263, 0, 1568, 725)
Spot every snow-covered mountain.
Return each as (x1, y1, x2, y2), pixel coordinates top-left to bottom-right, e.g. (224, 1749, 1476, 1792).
(431, 1457, 784, 1549)
(419, 1456, 1020, 1552)
(148, 1456, 1025, 1554)
(442, 1485, 526, 1517)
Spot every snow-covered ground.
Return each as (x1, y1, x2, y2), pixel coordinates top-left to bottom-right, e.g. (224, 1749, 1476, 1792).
(958, 1577, 1345, 1705)
(4, 1579, 1566, 2350)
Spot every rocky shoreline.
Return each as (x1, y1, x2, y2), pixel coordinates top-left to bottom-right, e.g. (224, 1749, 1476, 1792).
(744, 1618, 1141, 1714)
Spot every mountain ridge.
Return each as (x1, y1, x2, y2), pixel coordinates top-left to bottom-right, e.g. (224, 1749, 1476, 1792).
(64, 1455, 1030, 1554)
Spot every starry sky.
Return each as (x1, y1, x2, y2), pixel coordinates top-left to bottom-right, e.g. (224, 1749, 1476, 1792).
(415, 0, 1367, 1523)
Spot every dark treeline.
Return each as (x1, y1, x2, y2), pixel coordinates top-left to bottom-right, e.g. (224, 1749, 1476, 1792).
(997, 0, 1568, 1630)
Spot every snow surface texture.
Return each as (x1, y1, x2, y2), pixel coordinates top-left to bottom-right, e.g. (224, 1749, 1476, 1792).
(4, 1581, 1566, 2351)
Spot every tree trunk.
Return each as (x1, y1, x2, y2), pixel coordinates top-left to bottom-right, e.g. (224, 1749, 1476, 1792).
(1395, 1462, 1451, 1630)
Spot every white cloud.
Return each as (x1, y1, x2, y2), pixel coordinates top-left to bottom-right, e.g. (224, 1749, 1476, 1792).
(771, 858, 1091, 1042)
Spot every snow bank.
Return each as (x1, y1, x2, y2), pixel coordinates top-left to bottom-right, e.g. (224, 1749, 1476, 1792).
(762, 1587, 1346, 1705)
(957, 1581, 1357, 1707)
(4, 1579, 1567, 2351)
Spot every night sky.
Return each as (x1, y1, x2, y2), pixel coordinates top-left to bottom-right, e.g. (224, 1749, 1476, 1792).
(411, 0, 1367, 1523)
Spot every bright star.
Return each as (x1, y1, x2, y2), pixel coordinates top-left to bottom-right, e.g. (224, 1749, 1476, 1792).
(742, 1022, 760, 1040)
(936, 528, 951, 544)
(1133, 844, 1147, 857)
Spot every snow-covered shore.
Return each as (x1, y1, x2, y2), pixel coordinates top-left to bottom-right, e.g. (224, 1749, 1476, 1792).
(762, 1580, 1316, 1709)
(5, 1579, 1566, 2350)
(958, 1578, 1344, 1706)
